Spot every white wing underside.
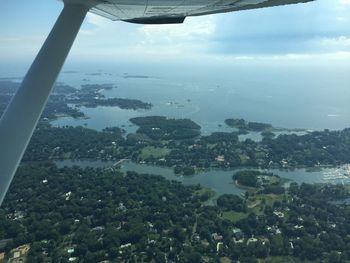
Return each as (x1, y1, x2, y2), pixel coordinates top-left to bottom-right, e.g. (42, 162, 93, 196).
(90, 0, 314, 23)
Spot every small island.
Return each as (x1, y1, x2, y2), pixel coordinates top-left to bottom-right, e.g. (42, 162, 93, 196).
(130, 116, 201, 140)
(174, 165, 196, 176)
(225, 118, 273, 132)
(225, 117, 307, 134)
(233, 170, 284, 194)
(123, 74, 150, 79)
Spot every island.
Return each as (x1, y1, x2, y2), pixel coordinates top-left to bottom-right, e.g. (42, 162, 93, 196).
(130, 116, 201, 140)
(67, 84, 152, 110)
(0, 81, 152, 121)
(225, 118, 273, 132)
(233, 170, 280, 189)
(123, 74, 150, 79)
(225, 117, 307, 134)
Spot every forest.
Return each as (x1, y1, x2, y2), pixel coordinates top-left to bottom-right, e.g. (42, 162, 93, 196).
(225, 118, 273, 132)
(21, 119, 350, 174)
(1, 163, 350, 262)
(130, 116, 201, 140)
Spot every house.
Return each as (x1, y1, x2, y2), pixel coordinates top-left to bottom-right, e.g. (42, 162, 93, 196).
(91, 226, 104, 232)
(65, 191, 72, 201)
(192, 234, 200, 243)
(273, 211, 285, 218)
(216, 242, 224, 253)
(232, 228, 242, 234)
(233, 238, 244, 244)
(247, 237, 258, 245)
(13, 251, 20, 259)
(120, 243, 132, 249)
(211, 233, 223, 241)
(17, 244, 30, 255)
(215, 155, 225, 162)
(261, 238, 269, 245)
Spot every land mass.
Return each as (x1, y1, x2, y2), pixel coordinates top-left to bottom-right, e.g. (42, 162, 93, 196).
(1, 163, 350, 262)
(130, 116, 201, 140)
(123, 74, 150, 79)
(19, 115, 350, 178)
(225, 118, 273, 132)
(0, 81, 152, 121)
(225, 118, 307, 134)
(0, 104, 350, 262)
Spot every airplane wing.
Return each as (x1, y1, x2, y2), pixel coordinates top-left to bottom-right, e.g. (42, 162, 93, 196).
(91, 0, 315, 24)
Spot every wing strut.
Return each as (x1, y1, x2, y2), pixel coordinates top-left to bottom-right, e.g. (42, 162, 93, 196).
(0, 3, 89, 205)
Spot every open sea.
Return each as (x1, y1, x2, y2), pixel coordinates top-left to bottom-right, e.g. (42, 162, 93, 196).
(50, 62, 350, 135)
(2, 61, 350, 134)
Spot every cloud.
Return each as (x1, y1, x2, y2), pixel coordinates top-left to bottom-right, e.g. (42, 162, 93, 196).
(72, 14, 217, 60)
(86, 13, 109, 27)
(207, 0, 350, 56)
(2, 0, 350, 63)
(134, 17, 216, 55)
(339, 0, 350, 5)
(319, 35, 350, 48)
(0, 35, 47, 61)
(139, 18, 215, 39)
(70, 0, 350, 63)
(0, 37, 21, 42)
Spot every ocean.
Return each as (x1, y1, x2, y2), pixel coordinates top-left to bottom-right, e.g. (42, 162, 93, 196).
(2, 60, 350, 134)
(3, 60, 350, 193)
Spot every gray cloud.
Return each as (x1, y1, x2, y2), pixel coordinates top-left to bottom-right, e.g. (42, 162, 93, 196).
(208, 0, 350, 55)
(1, 0, 350, 63)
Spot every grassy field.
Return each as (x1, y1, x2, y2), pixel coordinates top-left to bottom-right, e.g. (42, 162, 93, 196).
(261, 256, 309, 263)
(251, 194, 285, 206)
(219, 256, 319, 263)
(344, 184, 350, 193)
(217, 257, 306, 263)
(220, 211, 248, 223)
(247, 194, 285, 214)
(140, 146, 171, 159)
(266, 175, 280, 185)
(193, 187, 215, 197)
(220, 257, 232, 263)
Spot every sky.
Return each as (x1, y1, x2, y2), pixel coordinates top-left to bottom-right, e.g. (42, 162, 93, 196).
(1, 0, 350, 70)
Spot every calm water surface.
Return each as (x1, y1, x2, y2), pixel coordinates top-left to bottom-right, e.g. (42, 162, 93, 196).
(55, 160, 350, 200)
(50, 64, 350, 135)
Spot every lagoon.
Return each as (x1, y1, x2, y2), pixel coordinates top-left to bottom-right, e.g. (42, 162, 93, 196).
(55, 159, 350, 201)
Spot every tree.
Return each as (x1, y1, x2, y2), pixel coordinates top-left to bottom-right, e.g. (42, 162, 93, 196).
(217, 194, 246, 212)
